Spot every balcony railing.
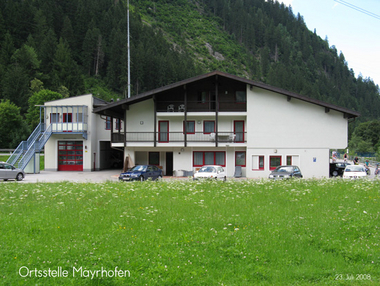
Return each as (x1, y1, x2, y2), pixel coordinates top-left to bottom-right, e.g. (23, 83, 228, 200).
(111, 131, 246, 143)
(157, 100, 246, 112)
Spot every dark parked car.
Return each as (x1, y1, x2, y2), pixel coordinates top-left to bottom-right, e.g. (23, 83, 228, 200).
(330, 162, 350, 177)
(119, 165, 162, 181)
(269, 165, 303, 180)
(0, 161, 25, 181)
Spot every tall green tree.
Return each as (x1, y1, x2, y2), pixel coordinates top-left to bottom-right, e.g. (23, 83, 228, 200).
(0, 100, 30, 148)
(26, 89, 63, 129)
(52, 38, 84, 96)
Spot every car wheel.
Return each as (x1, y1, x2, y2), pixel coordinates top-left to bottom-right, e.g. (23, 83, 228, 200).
(156, 175, 162, 181)
(16, 173, 24, 181)
(139, 175, 144, 181)
(223, 176, 227, 181)
(332, 171, 338, 177)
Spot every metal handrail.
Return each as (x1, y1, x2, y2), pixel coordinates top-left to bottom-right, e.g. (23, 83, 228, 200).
(112, 131, 247, 143)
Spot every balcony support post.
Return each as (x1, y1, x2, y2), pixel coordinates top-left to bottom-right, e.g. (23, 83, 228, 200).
(153, 95, 157, 147)
(184, 85, 187, 147)
(215, 75, 219, 147)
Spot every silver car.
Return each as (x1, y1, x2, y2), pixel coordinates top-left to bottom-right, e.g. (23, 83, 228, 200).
(0, 162, 25, 181)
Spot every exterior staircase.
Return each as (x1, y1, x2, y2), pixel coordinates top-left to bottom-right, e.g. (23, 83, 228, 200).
(7, 123, 52, 170)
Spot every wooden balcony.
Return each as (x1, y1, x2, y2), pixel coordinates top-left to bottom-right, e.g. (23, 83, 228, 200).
(156, 100, 246, 113)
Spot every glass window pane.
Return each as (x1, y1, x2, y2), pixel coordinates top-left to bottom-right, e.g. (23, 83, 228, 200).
(236, 152, 246, 166)
(204, 121, 215, 133)
(194, 152, 203, 165)
(270, 156, 281, 169)
(204, 152, 214, 165)
(159, 122, 168, 142)
(185, 121, 195, 133)
(259, 156, 264, 169)
(215, 153, 225, 165)
(236, 91, 246, 103)
(235, 121, 244, 142)
(149, 152, 159, 165)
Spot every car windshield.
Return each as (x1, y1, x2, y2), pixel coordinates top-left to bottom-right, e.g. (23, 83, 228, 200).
(274, 166, 293, 173)
(199, 167, 216, 173)
(345, 166, 365, 172)
(130, 165, 146, 172)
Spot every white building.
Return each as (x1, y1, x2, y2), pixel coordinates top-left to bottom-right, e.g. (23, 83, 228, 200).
(9, 71, 359, 178)
(93, 71, 359, 178)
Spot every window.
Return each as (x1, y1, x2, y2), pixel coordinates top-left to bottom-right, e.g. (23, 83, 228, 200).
(236, 91, 246, 103)
(76, 113, 83, 123)
(106, 117, 111, 130)
(252, 155, 264, 170)
(287, 156, 292, 165)
(234, 120, 245, 142)
(149, 152, 159, 165)
(116, 119, 122, 130)
(193, 151, 225, 167)
(235, 151, 246, 167)
(204, 121, 215, 134)
(63, 113, 72, 123)
(198, 91, 208, 103)
(183, 121, 195, 134)
(50, 113, 59, 123)
(159, 121, 169, 142)
(270, 156, 282, 170)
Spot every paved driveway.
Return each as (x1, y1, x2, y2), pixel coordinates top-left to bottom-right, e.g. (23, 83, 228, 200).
(17, 170, 121, 183)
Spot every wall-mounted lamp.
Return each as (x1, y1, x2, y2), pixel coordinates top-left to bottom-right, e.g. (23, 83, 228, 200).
(180, 148, 184, 152)
(273, 149, 277, 153)
(197, 120, 201, 124)
(140, 121, 144, 125)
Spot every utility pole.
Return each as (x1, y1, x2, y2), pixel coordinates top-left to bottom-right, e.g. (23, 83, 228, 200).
(127, 0, 131, 98)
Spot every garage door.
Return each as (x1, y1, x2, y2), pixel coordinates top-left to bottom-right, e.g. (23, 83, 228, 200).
(58, 141, 83, 171)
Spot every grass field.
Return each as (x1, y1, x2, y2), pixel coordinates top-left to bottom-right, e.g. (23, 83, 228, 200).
(0, 154, 44, 170)
(1, 179, 379, 285)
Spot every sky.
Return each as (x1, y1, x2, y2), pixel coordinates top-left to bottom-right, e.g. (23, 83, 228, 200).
(278, 0, 380, 86)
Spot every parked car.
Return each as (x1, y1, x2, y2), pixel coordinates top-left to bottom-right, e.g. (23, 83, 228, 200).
(343, 165, 367, 179)
(119, 165, 162, 181)
(0, 162, 25, 181)
(330, 162, 351, 177)
(193, 165, 226, 181)
(269, 165, 303, 180)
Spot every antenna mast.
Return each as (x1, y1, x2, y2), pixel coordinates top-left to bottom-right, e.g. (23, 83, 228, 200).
(127, 0, 131, 98)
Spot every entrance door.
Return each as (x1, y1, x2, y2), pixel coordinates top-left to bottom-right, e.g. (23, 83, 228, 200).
(58, 141, 83, 171)
(166, 152, 173, 176)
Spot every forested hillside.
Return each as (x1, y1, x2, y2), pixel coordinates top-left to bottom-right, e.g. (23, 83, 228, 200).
(0, 0, 379, 149)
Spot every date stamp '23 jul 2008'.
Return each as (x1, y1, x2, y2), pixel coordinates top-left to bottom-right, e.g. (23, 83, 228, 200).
(335, 274, 372, 281)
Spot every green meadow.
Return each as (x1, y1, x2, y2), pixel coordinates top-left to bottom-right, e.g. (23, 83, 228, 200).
(1, 179, 379, 285)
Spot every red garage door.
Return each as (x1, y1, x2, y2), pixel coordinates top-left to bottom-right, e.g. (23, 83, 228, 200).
(58, 141, 83, 171)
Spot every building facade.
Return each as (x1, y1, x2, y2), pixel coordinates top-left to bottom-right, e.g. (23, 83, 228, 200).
(92, 71, 359, 179)
(9, 71, 358, 177)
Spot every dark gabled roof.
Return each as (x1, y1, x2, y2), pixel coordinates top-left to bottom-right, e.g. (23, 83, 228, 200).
(93, 70, 360, 119)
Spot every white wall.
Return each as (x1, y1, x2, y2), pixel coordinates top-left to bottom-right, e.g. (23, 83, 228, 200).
(247, 87, 348, 149)
(44, 94, 95, 171)
(246, 148, 330, 179)
(126, 99, 155, 132)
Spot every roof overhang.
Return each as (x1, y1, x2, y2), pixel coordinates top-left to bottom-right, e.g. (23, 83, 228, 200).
(93, 70, 360, 119)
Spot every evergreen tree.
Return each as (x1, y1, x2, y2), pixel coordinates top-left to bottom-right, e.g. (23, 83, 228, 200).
(52, 38, 84, 96)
